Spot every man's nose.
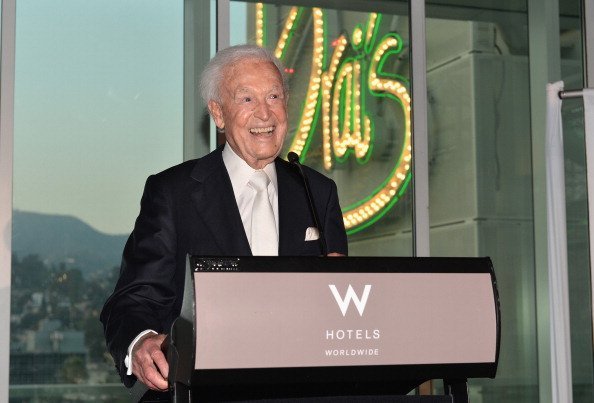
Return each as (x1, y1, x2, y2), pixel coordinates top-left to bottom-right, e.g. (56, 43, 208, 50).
(253, 99, 271, 120)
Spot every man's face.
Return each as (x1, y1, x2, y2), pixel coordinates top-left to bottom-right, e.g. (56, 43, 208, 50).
(209, 58, 288, 169)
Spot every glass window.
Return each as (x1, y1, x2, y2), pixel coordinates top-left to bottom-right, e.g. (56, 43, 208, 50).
(425, 2, 537, 401)
(10, 1, 183, 400)
(228, 1, 590, 402)
(426, 1, 591, 401)
(224, 1, 594, 402)
(560, 2, 594, 401)
(563, 98, 594, 403)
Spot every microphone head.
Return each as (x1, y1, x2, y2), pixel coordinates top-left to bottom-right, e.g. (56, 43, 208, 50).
(287, 152, 300, 164)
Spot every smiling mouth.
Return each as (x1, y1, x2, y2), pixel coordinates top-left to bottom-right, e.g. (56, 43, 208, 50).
(249, 126, 275, 134)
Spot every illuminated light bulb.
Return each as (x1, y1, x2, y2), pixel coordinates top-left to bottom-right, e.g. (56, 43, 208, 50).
(353, 28, 363, 46)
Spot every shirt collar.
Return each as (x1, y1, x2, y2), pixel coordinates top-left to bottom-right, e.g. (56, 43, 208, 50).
(222, 142, 278, 196)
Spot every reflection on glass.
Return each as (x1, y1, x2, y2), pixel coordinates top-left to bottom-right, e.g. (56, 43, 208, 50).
(230, 2, 414, 255)
(560, 8, 594, 398)
(563, 98, 594, 403)
(425, 6, 538, 402)
(10, 1, 183, 401)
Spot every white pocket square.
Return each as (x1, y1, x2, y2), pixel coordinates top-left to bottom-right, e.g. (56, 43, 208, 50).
(305, 227, 320, 241)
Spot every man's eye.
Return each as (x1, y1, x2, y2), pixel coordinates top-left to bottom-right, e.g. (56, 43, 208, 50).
(269, 94, 278, 99)
(243, 97, 252, 103)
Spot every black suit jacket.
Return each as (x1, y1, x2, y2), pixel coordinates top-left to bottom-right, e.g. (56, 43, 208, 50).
(100, 147, 348, 385)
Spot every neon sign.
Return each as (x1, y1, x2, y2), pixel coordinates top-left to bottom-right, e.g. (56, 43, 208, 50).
(256, 4, 412, 234)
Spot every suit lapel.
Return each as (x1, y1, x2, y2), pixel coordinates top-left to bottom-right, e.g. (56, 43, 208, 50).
(276, 158, 309, 255)
(189, 149, 252, 256)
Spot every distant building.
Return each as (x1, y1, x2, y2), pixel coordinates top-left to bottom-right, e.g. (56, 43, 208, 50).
(10, 319, 86, 384)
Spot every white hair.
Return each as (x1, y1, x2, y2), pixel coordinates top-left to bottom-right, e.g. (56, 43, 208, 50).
(199, 44, 288, 105)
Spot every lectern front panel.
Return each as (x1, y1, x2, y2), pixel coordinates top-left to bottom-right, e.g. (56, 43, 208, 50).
(194, 271, 496, 370)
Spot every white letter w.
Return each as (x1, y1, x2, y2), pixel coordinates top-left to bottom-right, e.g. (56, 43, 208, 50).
(328, 284, 372, 316)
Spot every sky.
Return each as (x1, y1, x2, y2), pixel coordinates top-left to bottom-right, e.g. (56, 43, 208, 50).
(13, 1, 184, 234)
(12, 1, 252, 235)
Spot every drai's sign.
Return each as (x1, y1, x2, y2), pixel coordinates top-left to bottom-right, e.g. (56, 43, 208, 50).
(255, 4, 413, 235)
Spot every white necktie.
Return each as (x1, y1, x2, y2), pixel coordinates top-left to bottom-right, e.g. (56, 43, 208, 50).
(249, 170, 278, 256)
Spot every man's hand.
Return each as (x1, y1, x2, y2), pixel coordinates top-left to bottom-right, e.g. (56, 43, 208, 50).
(131, 333, 169, 391)
(327, 252, 345, 256)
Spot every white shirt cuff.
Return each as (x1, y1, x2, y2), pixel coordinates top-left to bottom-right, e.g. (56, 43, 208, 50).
(124, 329, 158, 376)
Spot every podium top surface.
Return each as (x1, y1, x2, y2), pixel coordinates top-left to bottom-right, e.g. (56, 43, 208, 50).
(189, 255, 495, 274)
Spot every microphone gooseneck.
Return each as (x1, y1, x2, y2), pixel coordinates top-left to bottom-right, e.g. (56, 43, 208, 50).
(287, 152, 328, 256)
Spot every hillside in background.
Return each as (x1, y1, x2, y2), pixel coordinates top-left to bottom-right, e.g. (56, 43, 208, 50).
(12, 210, 128, 276)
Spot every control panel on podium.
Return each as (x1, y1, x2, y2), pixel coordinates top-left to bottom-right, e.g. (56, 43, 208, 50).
(163, 256, 500, 402)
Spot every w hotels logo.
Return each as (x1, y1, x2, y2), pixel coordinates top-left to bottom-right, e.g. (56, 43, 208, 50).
(329, 285, 372, 316)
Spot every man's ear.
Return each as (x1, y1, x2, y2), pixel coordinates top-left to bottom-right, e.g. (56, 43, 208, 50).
(208, 100, 224, 130)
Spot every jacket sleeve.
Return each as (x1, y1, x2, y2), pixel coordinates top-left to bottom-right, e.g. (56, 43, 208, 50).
(100, 174, 178, 386)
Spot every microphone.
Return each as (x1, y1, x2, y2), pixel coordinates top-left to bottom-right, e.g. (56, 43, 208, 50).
(287, 152, 328, 256)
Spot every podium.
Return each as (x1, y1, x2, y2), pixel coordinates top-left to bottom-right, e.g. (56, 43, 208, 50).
(148, 256, 500, 402)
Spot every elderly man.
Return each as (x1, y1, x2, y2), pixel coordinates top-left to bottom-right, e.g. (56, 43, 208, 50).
(100, 44, 348, 392)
